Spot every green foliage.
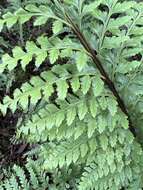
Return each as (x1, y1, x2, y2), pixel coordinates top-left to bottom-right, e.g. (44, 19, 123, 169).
(0, 159, 49, 190)
(0, 0, 143, 189)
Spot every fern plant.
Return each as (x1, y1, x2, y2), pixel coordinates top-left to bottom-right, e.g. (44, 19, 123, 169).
(0, 0, 143, 189)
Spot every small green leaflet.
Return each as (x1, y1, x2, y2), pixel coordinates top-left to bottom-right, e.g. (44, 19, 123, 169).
(115, 148, 123, 163)
(120, 113, 129, 129)
(66, 107, 76, 126)
(25, 5, 55, 26)
(92, 75, 104, 97)
(89, 138, 97, 153)
(99, 96, 107, 110)
(80, 143, 88, 158)
(35, 51, 47, 67)
(109, 133, 117, 147)
(34, 16, 48, 26)
(81, 75, 91, 95)
(97, 115, 107, 133)
(49, 49, 59, 64)
(103, 164, 109, 176)
(107, 114, 117, 132)
(16, 8, 32, 24)
(112, 1, 136, 13)
(100, 134, 108, 151)
(74, 124, 85, 140)
(1, 54, 17, 72)
(97, 152, 106, 169)
(107, 97, 118, 116)
(66, 151, 73, 166)
(37, 35, 50, 49)
(73, 148, 80, 163)
(109, 161, 116, 174)
(25, 4, 41, 12)
(59, 156, 65, 168)
(71, 77, 80, 92)
(76, 51, 88, 71)
(108, 16, 131, 30)
(106, 149, 114, 166)
(103, 36, 129, 49)
(88, 119, 97, 138)
(12, 46, 25, 60)
(89, 98, 98, 118)
(126, 131, 134, 144)
(52, 20, 63, 34)
(55, 111, 65, 127)
(117, 61, 141, 74)
(56, 80, 68, 100)
(3, 12, 18, 28)
(61, 48, 73, 58)
(78, 101, 88, 120)
(83, 0, 102, 15)
(118, 129, 125, 144)
(65, 124, 74, 139)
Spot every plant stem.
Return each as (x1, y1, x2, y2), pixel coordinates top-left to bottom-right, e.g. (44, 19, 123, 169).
(19, 22, 24, 47)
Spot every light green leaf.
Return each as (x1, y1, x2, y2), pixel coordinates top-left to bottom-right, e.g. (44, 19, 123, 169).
(120, 113, 129, 129)
(56, 80, 68, 100)
(80, 143, 88, 158)
(117, 61, 141, 74)
(106, 149, 114, 166)
(81, 75, 91, 95)
(108, 16, 131, 30)
(83, 0, 102, 15)
(113, 1, 136, 13)
(89, 138, 97, 153)
(87, 119, 97, 138)
(99, 96, 107, 110)
(60, 48, 73, 58)
(49, 49, 59, 64)
(107, 97, 118, 116)
(25, 4, 41, 12)
(1, 54, 17, 72)
(100, 134, 108, 150)
(71, 77, 80, 92)
(110, 161, 116, 173)
(37, 35, 50, 49)
(12, 46, 25, 59)
(73, 148, 80, 163)
(103, 36, 129, 49)
(55, 111, 65, 127)
(34, 16, 48, 26)
(3, 12, 18, 28)
(92, 75, 104, 97)
(89, 98, 98, 118)
(53, 20, 63, 34)
(66, 107, 76, 126)
(77, 101, 88, 120)
(76, 51, 88, 71)
(97, 115, 107, 133)
(66, 151, 73, 166)
(74, 123, 85, 140)
(109, 133, 117, 147)
(35, 51, 47, 67)
(16, 8, 32, 24)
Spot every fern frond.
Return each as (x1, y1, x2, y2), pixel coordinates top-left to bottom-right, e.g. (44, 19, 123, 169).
(0, 64, 101, 115)
(0, 3, 65, 31)
(0, 159, 49, 190)
(0, 36, 86, 73)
